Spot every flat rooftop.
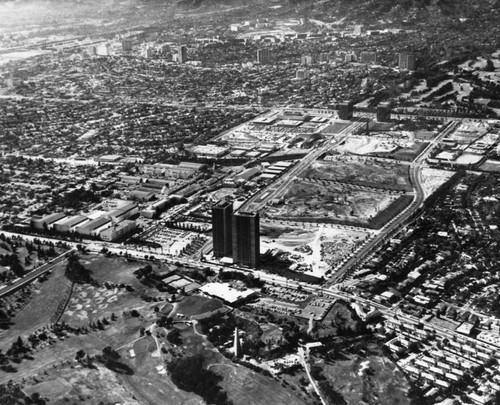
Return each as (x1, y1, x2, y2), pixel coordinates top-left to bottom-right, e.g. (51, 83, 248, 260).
(199, 282, 255, 304)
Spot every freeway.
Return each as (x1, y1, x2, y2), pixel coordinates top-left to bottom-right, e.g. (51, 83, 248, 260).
(325, 120, 459, 285)
(240, 119, 366, 212)
(0, 249, 75, 299)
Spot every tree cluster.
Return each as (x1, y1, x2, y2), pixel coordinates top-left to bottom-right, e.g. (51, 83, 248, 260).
(65, 253, 93, 284)
(167, 354, 232, 405)
(0, 381, 46, 404)
(0, 253, 24, 277)
(218, 271, 264, 289)
(52, 187, 100, 210)
(95, 346, 134, 375)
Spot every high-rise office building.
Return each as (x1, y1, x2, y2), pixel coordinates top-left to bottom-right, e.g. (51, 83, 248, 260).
(377, 101, 392, 122)
(212, 201, 233, 258)
(145, 47, 155, 59)
(232, 211, 260, 268)
(122, 39, 133, 52)
(338, 101, 354, 120)
(178, 45, 187, 64)
(257, 48, 271, 64)
(344, 52, 357, 63)
(7, 71, 16, 88)
(399, 52, 416, 70)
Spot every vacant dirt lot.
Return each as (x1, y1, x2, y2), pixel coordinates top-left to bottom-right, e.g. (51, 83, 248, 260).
(301, 157, 412, 192)
(266, 179, 397, 224)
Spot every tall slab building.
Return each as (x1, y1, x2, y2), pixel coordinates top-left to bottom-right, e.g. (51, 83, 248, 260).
(399, 52, 416, 71)
(178, 45, 187, 64)
(212, 201, 233, 258)
(377, 101, 392, 122)
(338, 101, 354, 120)
(257, 48, 271, 64)
(232, 211, 260, 268)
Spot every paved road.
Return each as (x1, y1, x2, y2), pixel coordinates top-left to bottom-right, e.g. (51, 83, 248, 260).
(250, 270, 495, 352)
(0, 249, 74, 298)
(0, 120, 456, 299)
(325, 121, 459, 285)
(240, 119, 366, 212)
(2, 229, 493, 362)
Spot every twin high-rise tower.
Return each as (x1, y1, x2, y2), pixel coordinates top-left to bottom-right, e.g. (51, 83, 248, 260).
(212, 201, 260, 268)
(232, 211, 260, 268)
(212, 200, 233, 258)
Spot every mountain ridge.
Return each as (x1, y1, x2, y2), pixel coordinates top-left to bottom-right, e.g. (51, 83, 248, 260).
(174, 0, 500, 18)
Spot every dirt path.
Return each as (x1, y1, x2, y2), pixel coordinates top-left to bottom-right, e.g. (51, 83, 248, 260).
(298, 347, 328, 405)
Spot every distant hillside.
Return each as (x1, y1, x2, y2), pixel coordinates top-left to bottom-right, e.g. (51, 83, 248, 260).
(1, 0, 498, 22)
(173, 0, 500, 19)
(175, 0, 263, 11)
(305, 0, 500, 23)
(329, 0, 500, 13)
(177, 0, 237, 8)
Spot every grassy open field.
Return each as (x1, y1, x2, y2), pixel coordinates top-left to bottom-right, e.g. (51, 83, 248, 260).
(0, 310, 144, 381)
(82, 254, 174, 291)
(61, 283, 145, 327)
(119, 335, 204, 405)
(1, 303, 204, 404)
(25, 364, 141, 405)
(24, 378, 71, 399)
(0, 261, 69, 352)
(214, 363, 308, 405)
(301, 158, 412, 192)
(320, 354, 410, 405)
(176, 324, 308, 405)
(175, 295, 224, 318)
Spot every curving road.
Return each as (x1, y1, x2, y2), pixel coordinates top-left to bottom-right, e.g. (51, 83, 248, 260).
(326, 121, 459, 285)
